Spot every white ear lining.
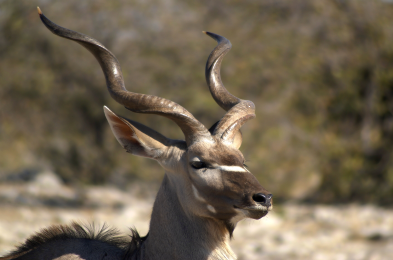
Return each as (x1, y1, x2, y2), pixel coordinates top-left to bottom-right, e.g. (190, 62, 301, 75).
(103, 106, 168, 160)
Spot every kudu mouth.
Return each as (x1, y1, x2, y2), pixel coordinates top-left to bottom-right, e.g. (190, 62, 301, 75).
(232, 190, 273, 220)
(37, 6, 272, 244)
(234, 204, 271, 220)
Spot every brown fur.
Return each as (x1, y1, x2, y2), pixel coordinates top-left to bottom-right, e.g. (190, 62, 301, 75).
(6, 10, 274, 260)
(0, 222, 146, 260)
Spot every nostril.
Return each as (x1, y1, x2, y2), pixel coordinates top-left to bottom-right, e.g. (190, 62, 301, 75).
(252, 193, 267, 204)
(252, 193, 273, 206)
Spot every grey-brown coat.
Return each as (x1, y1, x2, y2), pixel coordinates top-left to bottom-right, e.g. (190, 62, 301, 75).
(0, 7, 273, 260)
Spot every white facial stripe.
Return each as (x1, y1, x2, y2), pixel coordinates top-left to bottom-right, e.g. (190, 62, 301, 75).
(216, 165, 247, 172)
(207, 205, 216, 214)
(192, 185, 206, 203)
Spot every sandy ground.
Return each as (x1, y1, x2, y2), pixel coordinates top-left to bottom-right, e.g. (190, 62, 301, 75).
(0, 172, 392, 259)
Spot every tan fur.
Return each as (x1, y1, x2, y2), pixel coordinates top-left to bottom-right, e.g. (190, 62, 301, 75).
(1, 9, 273, 260)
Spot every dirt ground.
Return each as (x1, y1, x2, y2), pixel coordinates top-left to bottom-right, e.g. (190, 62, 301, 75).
(0, 172, 392, 259)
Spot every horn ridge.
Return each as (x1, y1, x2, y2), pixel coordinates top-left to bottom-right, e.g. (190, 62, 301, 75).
(39, 10, 213, 145)
(213, 100, 255, 140)
(220, 114, 255, 142)
(204, 31, 241, 112)
(205, 32, 256, 145)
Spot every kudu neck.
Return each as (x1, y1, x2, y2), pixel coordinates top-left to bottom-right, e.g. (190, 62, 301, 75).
(142, 174, 236, 260)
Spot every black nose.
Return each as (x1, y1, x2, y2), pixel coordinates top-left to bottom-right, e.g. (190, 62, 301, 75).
(252, 193, 273, 206)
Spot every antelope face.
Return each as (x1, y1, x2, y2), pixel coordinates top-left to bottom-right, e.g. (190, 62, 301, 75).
(36, 9, 273, 260)
(38, 9, 273, 230)
(186, 139, 272, 225)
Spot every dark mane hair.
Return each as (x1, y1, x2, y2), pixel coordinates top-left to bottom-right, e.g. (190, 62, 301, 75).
(1, 222, 146, 260)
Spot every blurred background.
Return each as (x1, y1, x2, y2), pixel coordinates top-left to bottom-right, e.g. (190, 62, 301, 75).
(1, 0, 393, 259)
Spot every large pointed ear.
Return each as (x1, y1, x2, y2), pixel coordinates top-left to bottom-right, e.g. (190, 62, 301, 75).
(209, 121, 243, 149)
(104, 106, 170, 160)
(231, 130, 243, 149)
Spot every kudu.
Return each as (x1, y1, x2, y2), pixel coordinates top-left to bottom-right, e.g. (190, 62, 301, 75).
(1, 7, 273, 260)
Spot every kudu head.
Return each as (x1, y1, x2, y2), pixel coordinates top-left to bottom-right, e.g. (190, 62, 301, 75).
(39, 8, 272, 232)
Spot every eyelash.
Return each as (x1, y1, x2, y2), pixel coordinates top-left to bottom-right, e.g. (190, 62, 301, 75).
(243, 161, 249, 169)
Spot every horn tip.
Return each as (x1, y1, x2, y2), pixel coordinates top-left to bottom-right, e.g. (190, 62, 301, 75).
(37, 6, 42, 15)
(203, 31, 215, 38)
(203, 31, 229, 45)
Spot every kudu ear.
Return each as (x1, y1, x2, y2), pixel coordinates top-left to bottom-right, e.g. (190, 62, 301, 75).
(209, 121, 243, 149)
(231, 131, 243, 149)
(104, 106, 169, 160)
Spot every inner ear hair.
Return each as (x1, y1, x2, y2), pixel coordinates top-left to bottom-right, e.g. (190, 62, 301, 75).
(104, 106, 170, 159)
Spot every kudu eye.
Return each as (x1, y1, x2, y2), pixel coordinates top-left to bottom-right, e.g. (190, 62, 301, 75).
(191, 161, 207, 169)
(31, 10, 272, 259)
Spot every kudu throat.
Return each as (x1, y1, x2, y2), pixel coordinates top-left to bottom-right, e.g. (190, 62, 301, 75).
(144, 175, 236, 260)
(0, 9, 273, 260)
